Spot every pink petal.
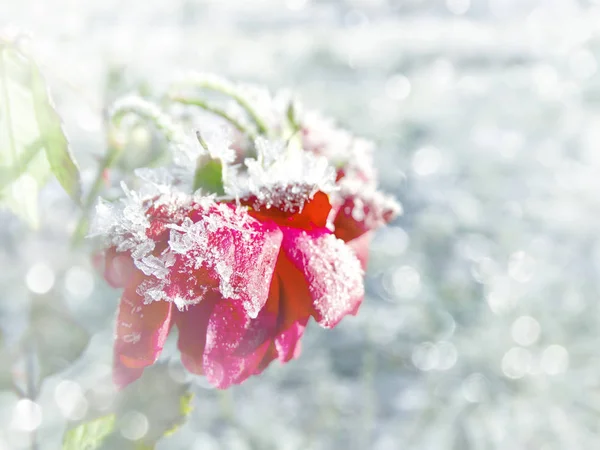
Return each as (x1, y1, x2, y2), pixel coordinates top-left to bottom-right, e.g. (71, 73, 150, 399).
(113, 273, 173, 389)
(274, 319, 307, 362)
(202, 299, 263, 388)
(165, 204, 282, 316)
(333, 190, 400, 242)
(280, 227, 365, 329)
(175, 293, 219, 376)
(234, 276, 280, 357)
(271, 261, 312, 362)
(176, 283, 280, 389)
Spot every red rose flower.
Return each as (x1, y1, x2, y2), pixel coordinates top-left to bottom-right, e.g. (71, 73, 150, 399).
(92, 97, 400, 390)
(96, 181, 365, 389)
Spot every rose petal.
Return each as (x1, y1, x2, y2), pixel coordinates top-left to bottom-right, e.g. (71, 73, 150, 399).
(235, 275, 280, 357)
(246, 190, 332, 231)
(175, 293, 220, 376)
(274, 320, 307, 363)
(113, 272, 173, 388)
(177, 288, 279, 389)
(254, 344, 278, 375)
(165, 204, 282, 316)
(333, 190, 399, 242)
(272, 257, 313, 361)
(202, 299, 261, 388)
(280, 227, 365, 328)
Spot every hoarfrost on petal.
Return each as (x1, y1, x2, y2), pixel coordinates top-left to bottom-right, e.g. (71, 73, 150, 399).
(281, 228, 365, 328)
(226, 137, 336, 213)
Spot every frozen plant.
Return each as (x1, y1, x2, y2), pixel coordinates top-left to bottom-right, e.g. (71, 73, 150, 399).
(89, 76, 400, 389)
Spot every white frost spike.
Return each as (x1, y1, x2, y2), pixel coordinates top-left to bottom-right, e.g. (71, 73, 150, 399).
(225, 137, 336, 212)
(170, 130, 205, 168)
(199, 125, 236, 164)
(89, 181, 154, 263)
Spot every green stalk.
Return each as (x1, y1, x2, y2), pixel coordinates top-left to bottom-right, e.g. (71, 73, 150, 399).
(176, 78, 269, 135)
(171, 95, 256, 140)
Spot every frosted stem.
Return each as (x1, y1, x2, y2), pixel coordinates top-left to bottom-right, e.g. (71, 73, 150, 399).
(172, 95, 256, 139)
(172, 75, 270, 135)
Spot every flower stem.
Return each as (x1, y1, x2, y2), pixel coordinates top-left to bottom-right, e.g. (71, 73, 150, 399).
(173, 76, 270, 135)
(171, 95, 256, 139)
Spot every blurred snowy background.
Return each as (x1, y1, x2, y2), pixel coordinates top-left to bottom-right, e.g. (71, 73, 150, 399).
(3, 0, 600, 448)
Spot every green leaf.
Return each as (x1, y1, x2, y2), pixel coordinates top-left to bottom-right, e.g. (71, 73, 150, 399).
(0, 40, 81, 226)
(193, 158, 225, 195)
(65, 364, 194, 448)
(29, 58, 81, 204)
(63, 414, 116, 450)
(28, 295, 90, 379)
(116, 364, 194, 445)
(0, 45, 48, 227)
(163, 392, 194, 437)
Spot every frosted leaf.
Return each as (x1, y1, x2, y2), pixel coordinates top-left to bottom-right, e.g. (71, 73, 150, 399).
(173, 72, 300, 135)
(175, 72, 236, 93)
(225, 137, 336, 213)
(281, 228, 364, 328)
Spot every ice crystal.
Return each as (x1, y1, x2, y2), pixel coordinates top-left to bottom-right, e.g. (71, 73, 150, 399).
(198, 125, 236, 165)
(89, 182, 154, 259)
(226, 137, 336, 212)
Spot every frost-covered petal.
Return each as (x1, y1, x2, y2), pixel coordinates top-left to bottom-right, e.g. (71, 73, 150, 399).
(280, 227, 365, 328)
(164, 204, 283, 315)
(246, 190, 332, 231)
(333, 180, 401, 242)
(176, 281, 280, 389)
(226, 137, 336, 214)
(113, 274, 173, 389)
